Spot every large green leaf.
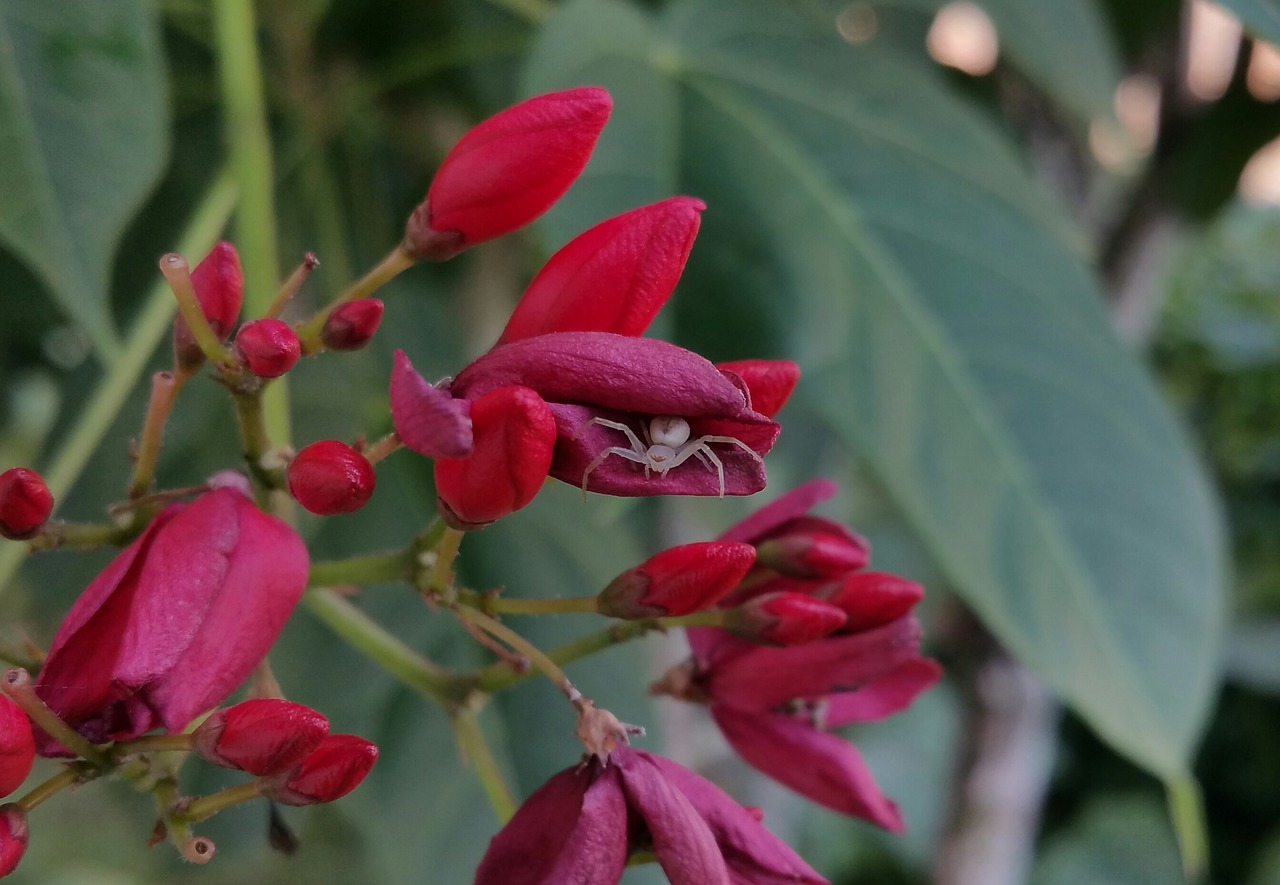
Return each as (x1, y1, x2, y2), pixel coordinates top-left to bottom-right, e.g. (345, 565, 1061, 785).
(524, 0, 1226, 777)
(1216, 0, 1280, 44)
(0, 0, 168, 361)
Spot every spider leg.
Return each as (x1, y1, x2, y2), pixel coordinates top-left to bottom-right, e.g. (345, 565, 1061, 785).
(665, 442, 726, 496)
(581, 446, 648, 501)
(576, 416, 646, 454)
(697, 436, 764, 464)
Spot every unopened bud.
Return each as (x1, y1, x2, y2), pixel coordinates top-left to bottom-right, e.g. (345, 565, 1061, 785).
(823, 571, 924, 630)
(173, 241, 243, 370)
(321, 299, 384, 351)
(754, 517, 869, 579)
(0, 696, 33, 798)
(287, 441, 376, 516)
(193, 699, 329, 776)
(716, 359, 800, 418)
(0, 469, 53, 541)
(726, 591, 847, 646)
(598, 541, 756, 618)
(0, 804, 27, 878)
(235, 319, 301, 378)
(262, 734, 378, 806)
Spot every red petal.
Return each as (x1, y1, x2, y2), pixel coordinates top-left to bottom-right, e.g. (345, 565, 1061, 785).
(0, 696, 33, 797)
(716, 360, 800, 419)
(824, 658, 942, 727)
(717, 479, 838, 544)
(390, 350, 473, 459)
(826, 571, 924, 630)
(499, 197, 704, 343)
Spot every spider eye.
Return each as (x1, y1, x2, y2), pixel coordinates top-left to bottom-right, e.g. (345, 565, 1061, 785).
(649, 416, 691, 448)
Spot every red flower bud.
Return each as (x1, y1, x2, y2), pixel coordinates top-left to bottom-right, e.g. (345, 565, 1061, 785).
(498, 197, 705, 344)
(287, 441, 376, 516)
(755, 518, 870, 579)
(404, 88, 612, 259)
(173, 242, 243, 370)
(0, 697, 33, 797)
(321, 298, 384, 351)
(717, 359, 800, 418)
(434, 386, 556, 530)
(0, 804, 27, 878)
(824, 571, 924, 630)
(0, 468, 53, 541)
(235, 319, 301, 378)
(598, 541, 756, 618)
(193, 698, 329, 776)
(263, 733, 378, 806)
(727, 591, 847, 646)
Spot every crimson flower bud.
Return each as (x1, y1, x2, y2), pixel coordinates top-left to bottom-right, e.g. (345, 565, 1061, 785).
(263, 734, 378, 806)
(403, 87, 612, 259)
(0, 696, 33, 797)
(193, 698, 329, 776)
(287, 441, 376, 516)
(726, 591, 847, 646)
(0, 804, 26, 878)
(598, 541, 756, 618)
(824, 571, 925, 630)
(0, 468, 53, 541)
(321, 298, 384, 351)
(173, 241, 243, 370)
(717, 359, 800, 418)
(754, 517, 870, 579)
(235, 319, 301, 378)
(434, 385, 556, 530)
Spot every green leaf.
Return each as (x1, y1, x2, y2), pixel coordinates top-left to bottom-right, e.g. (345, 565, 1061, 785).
(0, 0, 169, 361)
(1216, 0, 1280, 44)
(524, 0, 1226, 777)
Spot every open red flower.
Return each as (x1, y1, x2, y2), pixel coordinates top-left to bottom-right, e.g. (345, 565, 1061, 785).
(474, 747, 826, 885)
(656, 480, 940, 831)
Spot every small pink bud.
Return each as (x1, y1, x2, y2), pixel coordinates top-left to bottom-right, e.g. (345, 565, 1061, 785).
(0, 696, 33, 797)
(404, 87, 612, 259)
(717, 359, 800, 418)
(0, 804, 27, 878)
(434, 386, 556, 529)
(263, 734, 378, 806)
(754, 518, 870, 579)
(824, 571, 924, 630)
(287, 441, 376, 516)
(727, 591, 847, 646)
(598, 541, 756, 618)
(321, 299, 384, 351)
(173, 242, 243, 370)
(0, 469, 53, 541)
(193, 698, 329, 776)
(235, 319, 301, 378)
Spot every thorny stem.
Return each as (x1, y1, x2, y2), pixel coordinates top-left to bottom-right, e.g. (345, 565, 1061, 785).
(178, 780, 267, 823)
(297, 244, 418, 350)
(266, 252, 319, 319)
(2, 669, 108, 767)
(128, 372, 184, 499)
(449, 707, 518, 823)
(160, 254, 230, 365)
(15, 764, 95, 812)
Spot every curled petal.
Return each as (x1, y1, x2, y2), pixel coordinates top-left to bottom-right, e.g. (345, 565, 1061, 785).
(711, 706, 904, 831)
(499, 197, 705, 343)
(717, 479, 838, 544)
(716, 360, 800, 419)
(824, 658, 943, 727)
(434, 386, 556, 528)
(390, 350, 473, 459)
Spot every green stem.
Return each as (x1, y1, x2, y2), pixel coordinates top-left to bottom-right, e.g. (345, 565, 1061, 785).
(453, 606, 574, 699)
(2, 669, 108, 767)
(179, 780, 266, 823)
(161, 254, 230, 363)
(0, 168, 236, 598)
(486, 595, 600, 616)
(231, 388, 280, 501)
(1166, 774, 1209, 881)
(113, 733, 195, 757)
(15, 764, 93, 812)
(302, 588, 457, 705)
(27, 520, 137, 551)
(128, 371, 184, 498)
(426, 527, 466, 598)
(213, 0, 289, 446)
(473, 619, 663, 694)
(296, 245, 417, 349)
(307, 548, 417, 588)
(450, 707, 517, 823)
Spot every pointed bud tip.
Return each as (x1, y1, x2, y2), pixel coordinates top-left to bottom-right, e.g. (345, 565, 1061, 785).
(826, 571, 925, 629)
(287, 441, 376, 516)
(0, 468, 53, 541)
(263, 734, 378, 806)
(193, 698, 330, 776)
(321, 299, 384, 351)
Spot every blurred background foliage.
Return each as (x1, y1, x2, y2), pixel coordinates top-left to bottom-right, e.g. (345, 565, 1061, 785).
(1, 0, 1279, 882)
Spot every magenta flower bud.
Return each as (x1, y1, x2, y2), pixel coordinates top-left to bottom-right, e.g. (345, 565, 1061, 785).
(404, 87, 612, 259)
(434, 386, 556, 529)
(824, 571, 925, 630)
(716, 359, 800, 419)
(193, 698, 329, 776)
(33, 486, 308, 753)
(499, 197, 705, 344)
(754, 518, 871, 579)
(0, 804, 27, 878)
(287, 441, 376, 516)
(234, 318, 301, 378)
(0, 468, 53, 541)
(0, 696, 33, 797)
(173, 241, 243, 370)
(263, 734, 378, 806)
(727, 592, 848, 646)
(598, 541, 756, 619)
(321, 298, 384, 351)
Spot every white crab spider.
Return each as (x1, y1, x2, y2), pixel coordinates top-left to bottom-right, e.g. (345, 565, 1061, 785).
(579, 415, 762, 497)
